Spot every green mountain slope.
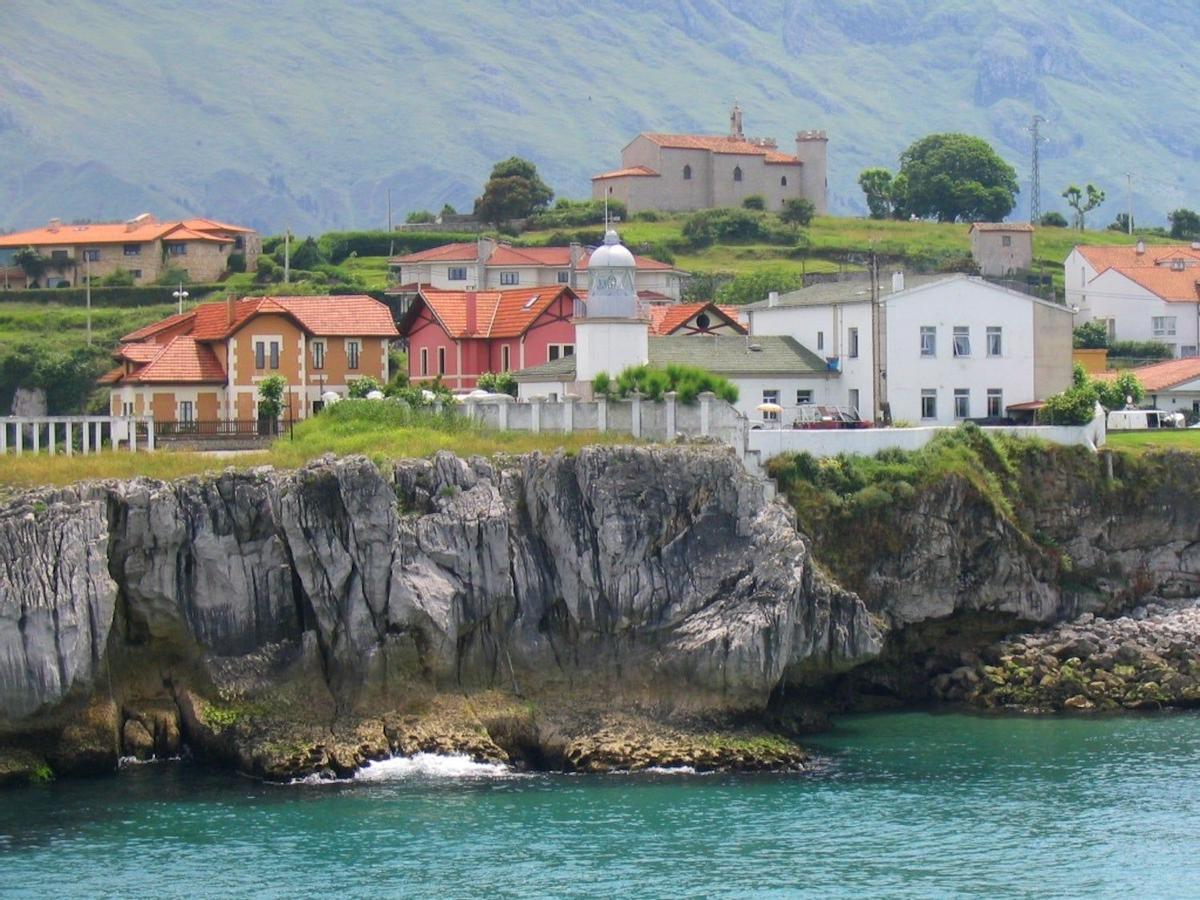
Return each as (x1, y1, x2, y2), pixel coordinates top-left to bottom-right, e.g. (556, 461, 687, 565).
(1, 0, 1197, 234)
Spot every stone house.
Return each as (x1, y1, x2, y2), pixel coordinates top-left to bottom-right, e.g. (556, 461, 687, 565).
(0, 214, 261, 287)
(101, 295, 397, 423)
(591, 105, 828, 214)
(969, 223, 1034, 277)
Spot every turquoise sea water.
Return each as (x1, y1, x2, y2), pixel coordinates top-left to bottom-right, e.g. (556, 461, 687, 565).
(1, 711, 1198, 898)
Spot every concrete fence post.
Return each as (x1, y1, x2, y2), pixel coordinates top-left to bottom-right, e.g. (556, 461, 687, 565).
(563, 395, 575, 434)
(47, 421, 55, 455)
(464, 398, 478, 424)
(699, 391, 715, 437)
(128, 416, 136, 453)
(496, 396, 510, 430)
(82, 419, 90, 454)
(15, 420, 23, 456)
(146, 415, 155, 451)
(530, 396, 543, 433)
(664, 391, 677, 441)
(597, 397, 608, 432)
(32, 420, 40, 454)
(630, 392, 642, 439)
(0, 420, 6, 454)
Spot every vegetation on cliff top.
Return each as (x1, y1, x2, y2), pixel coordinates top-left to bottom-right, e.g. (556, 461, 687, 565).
(0, 400, 638, 489)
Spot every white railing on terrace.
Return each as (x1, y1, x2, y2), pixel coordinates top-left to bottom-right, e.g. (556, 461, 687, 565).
(0, 415, 155, 455)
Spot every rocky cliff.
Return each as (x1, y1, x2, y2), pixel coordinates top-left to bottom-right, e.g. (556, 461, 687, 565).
(0, 446, 880, 781)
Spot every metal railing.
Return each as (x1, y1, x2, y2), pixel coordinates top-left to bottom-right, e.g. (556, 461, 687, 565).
(153, 418, 294, 440)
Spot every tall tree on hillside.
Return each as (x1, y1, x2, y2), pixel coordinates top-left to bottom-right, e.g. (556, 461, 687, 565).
(475, 157, 553, 227)
(1168, 208, 1200, 240)
(858, 168, 896, 219)
(898, 133, 1019, 222)
(13, 246, 46, 286)
(1062, 183, 1106, 230)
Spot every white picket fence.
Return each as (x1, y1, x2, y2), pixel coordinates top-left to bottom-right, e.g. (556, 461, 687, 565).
(0, 416, 155, 455)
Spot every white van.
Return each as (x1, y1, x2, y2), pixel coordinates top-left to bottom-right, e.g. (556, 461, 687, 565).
(1107, 409, 1185, 430)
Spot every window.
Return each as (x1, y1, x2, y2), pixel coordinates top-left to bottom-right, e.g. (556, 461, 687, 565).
(50, 249, 69, 261)
(733, 166, 743, 182)
(547, 343, 575, 361)
(420, 347, 429, 376)
(848, 327, 859, 358)
(796, 389, 813, 405)
(84, 249, 100, 262)
(953, 326, 970, 357)
(986, 326, 1002, 357)
(347, 340, 361, 370)
(557, 270, 570, 284)
(437, 347, 446, 374)
(780, 176, 788, 187)
(683, 165, 692, 180)
(1100, 318, 1116, 341)
(848, 389, 860, 413)
(501, 345, 511, 372)
(123, 244, 141, 257)
(920, 326, 936, 357)
(311, 340, 325, 370)
(269, 340, 280, 369)
(448, 266, 467, 281)
(234, 236, 244, 250)
(816, 331, 824, 351)
(500, 271, 519, 286)
(1152, 316, 1177, 337)
(921, 389, 937, 420)
(954, 388, 970, 419)
(254, 341, 266, 369)
(130, 269, 142, 279)
(122, 401, 134, 417)
(761, 389, 779, 422)
(167, 242, 187, 256)
(987, 389, 1003, 418)
(178, 401, 194, 424)
(1182, 345, 1199, 358)
(1001, 234, 1012, 247)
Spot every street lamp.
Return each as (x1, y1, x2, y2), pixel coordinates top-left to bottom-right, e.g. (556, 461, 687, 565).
(172, 283, 189, 315)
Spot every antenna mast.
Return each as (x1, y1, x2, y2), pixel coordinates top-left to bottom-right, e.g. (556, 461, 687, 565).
(1028, 115, 1047, 225)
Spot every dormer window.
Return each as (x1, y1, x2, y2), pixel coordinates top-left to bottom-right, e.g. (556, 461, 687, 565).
(733, 166, 743, 182)
(682, 164, 692, 180)
(1171, 259, 1186, 271)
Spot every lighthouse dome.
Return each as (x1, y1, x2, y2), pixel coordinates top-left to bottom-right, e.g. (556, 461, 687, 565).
(588, 229, 636, 269)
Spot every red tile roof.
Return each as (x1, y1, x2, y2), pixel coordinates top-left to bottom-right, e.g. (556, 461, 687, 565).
(648, 302, 746, 335)
(413, 286, 575, 339)
(1094, 358, 1200, 391)
(120, 309, 195, 342)
(970, 223, 1034, 232)
(0, 215, 254, 248)
(390, 242, 478, 264)
(125, 336, 227, 384)
(1076, 244, 1200, 273)
(115, 343, 163, 363)
(1110, 267, 1200, 303)
(488, 245, 574, 267)
(591, 165, 661, 180)
(639, 133, 801, 165)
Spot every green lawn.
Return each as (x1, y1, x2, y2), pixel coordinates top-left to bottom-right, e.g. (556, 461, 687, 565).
(1106, 429, 1200, 452)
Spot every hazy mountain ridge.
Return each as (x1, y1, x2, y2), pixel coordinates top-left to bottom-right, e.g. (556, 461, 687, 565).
(1, 0, 1197, 234)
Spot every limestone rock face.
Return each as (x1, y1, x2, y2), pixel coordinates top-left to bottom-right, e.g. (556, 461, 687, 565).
(0, 447, 883, 734)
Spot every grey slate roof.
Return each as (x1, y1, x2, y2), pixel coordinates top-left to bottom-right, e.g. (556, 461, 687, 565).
(742, 274, 945, 310)
(514, 333, 830, 381)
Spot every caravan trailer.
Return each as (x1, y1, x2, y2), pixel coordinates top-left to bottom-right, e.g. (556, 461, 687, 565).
(1106, 409, 1186, 431)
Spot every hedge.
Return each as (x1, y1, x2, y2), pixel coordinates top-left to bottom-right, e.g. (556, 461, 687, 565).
(314, 230, 480, 264)
(0, 284, 226, 308)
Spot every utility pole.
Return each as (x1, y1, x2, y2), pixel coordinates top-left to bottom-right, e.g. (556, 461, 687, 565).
(1027, 115, 1047, 225)
(387, 188, 394, 258)
(283, 227, 291, 284)
(85, 252, 92, 346)
(870, 249, 884, 424)
(1125, 172, 1134, 235)
(172, 283, 189, 316)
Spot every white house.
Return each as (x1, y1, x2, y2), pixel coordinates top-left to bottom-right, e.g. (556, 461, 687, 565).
(1065, 242, 1200, 358)
(744, 274, 1074, 425)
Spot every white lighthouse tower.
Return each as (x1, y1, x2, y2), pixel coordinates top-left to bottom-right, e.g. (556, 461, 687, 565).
(574, 228, 649, 385)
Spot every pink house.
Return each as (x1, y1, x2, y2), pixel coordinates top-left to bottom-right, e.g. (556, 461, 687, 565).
(398, 285, 578, 390)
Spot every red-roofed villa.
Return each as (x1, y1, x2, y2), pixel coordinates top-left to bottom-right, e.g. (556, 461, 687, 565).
(103, 295, 398, 425)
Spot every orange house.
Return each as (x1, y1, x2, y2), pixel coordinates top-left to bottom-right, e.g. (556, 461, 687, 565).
(102, 295, 398, 423)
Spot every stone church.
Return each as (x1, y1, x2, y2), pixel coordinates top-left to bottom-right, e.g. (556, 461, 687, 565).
(592, 105, 828, 215)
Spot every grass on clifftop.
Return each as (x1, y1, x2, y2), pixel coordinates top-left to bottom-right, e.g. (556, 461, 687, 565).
(1105, 430, 1200, 452)
(0, 400, 637, 489)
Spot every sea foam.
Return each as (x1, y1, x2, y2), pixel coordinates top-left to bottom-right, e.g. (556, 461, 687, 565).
(354, 753, 512, 781)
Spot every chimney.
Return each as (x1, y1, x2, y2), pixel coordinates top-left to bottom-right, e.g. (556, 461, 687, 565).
(226, 294, 237, 326)
(569, 241, 585, 265)
(768, 291, 779, 307)
(47, 217, 61, 233)
(892, 271, 905, 293)
(1136, 239, 1146, 256)
(465, 289, 478, 335)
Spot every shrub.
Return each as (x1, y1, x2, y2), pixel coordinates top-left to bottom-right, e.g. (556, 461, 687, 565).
(1, 284, 223, 308)
(632, 210, 661, 222)
(257, 375, 288, 420)
(1108, 340, 1172, 361)
(742, 194, 766, 211)
(154, 266, 190, 286)
(716, 269, 803, 305)
(476, 371, 518, 397)
(406, 210, 435, 224)
(1039, 212, 1069, 228)
(596, 364, 738, 404)
(255, 257, 280, 283)
(1038, 384, 1098, 425)
(682, 208, 765, 246)
(100, 269, 135, 287)
(1073, 321, 1108, 349)
(780, 198, 815, 227)
(1097, 371, 1145, 410)
(348, 376, 384, 398)
(227, 252, 246, 273)
(526, 199, 626, 230)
